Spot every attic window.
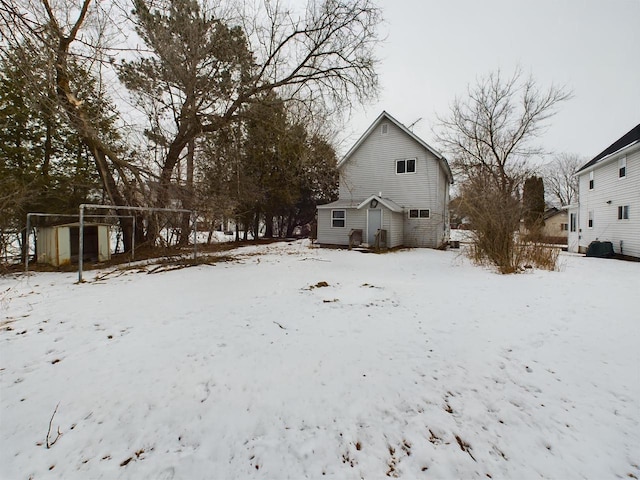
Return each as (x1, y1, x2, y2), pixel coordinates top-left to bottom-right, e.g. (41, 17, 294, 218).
(589, 171, 594, 190)
(619, 157, 626, 178)
(381, 123, 389, 135)
(396, 158, 416, 174)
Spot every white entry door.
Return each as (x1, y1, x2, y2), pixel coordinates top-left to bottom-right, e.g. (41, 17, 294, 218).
(367, 209, 382, 245)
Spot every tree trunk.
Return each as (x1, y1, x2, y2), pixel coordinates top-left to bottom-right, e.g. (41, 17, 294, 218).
(178, 138, 195, 246)
(264, 212, 274, 238)
(286, 213, 296, 238)
(52, 32, 139, 252)
(253, 206, 260, 241)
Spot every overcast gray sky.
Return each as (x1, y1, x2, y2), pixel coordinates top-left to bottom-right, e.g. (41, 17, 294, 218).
(339, 0, 640, 162)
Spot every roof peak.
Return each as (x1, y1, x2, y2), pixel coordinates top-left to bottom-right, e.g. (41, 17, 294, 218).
(339, 110, 453, 183)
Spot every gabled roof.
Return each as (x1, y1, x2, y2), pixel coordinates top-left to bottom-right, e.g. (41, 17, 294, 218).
(543, 207, 566, 220)
(356, 195, 403, 213)
(316, 195, 403, 212)
(576, 123, 640, 173)
(338, 111, 453, 183)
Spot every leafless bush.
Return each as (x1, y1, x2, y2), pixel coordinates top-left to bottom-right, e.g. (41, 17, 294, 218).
(437, 69, 570, 274)
(517, 242, 560, 271)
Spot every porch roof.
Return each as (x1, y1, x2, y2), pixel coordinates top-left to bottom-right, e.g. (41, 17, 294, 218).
(317, 195, 403, 213)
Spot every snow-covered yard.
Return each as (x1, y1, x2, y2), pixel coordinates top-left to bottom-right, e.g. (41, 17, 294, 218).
(1, 241, 639, 479)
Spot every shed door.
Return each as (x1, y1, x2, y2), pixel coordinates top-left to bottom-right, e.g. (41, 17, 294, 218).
(367, 209, 382, 245)
(70, 226, 99, 263)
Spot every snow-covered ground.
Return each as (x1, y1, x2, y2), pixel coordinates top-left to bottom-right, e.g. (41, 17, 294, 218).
(1, 241, 639, 479)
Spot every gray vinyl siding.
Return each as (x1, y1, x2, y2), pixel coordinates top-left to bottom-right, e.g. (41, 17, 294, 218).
(316, 208, 365, 246)
(577, 145, 640, 257)
(339, 120, 441, 209)
(317, 207, 404, 248)
(388, 211, 404, 248)
(338, 118, 448, 248)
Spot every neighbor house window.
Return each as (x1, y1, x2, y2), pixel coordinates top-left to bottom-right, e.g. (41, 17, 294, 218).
(619, 157, 626, 178)
(589, 171, 594, 190)
(560, 223, 569, 231)
(570, 213, 577, 232)
(381, 123, 389, 135)
(396, 158, 416, 174)
(588, 210, 594, 228)
(331, 209, 345, 228)
(408, 209, 430, 219)
(618, 205, 629, 220)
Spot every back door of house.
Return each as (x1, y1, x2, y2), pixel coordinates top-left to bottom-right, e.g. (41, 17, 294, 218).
(367, 209, 382, 245)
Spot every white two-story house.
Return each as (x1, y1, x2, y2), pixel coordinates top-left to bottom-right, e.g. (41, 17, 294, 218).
(568, 123, 640, 257)
(316, 111, 453, 249)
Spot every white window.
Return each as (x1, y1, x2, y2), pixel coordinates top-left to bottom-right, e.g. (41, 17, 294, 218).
(589, 171, 594, 190)
(381, 123, 388, 135)
(331, 209, 345, 228)
(570, 213, 577, 232)
(396, 158, 416, 174)
(588, 210, 594, 228)
(408, 209, 430, 219)
(619, 157, 626, 178)
(618, 205, 629, 220)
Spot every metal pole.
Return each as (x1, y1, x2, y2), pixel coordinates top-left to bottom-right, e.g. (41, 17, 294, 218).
(132, 216, 136, 262)
(192, 211, 197, 260)
(78, 205, 84, 283)
(25, 213, 31, 273)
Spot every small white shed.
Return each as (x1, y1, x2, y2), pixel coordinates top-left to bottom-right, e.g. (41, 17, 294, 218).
(36, 223, 111, 266)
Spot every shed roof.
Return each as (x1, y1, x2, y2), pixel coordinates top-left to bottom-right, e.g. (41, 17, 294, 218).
(37, 222, 112, 229)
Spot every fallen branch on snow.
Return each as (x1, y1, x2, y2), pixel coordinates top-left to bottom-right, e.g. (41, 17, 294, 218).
(46, 402, 62, 448)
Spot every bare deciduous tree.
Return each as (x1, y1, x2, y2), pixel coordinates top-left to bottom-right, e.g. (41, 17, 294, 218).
(437, 69, 571, 273)
(542, 153, 582, 206)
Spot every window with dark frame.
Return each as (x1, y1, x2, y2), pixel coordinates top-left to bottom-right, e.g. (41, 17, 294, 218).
(408, 209, 430, 219)
(618, 205, 629, 220)
(331, 209, 345, 228)
(570, 213, 577, 232)
(396, 158, 416, 174)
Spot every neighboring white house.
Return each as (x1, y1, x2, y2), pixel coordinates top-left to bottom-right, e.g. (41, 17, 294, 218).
(569, 123, 640, 257)
(316, 111, 453, 249)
